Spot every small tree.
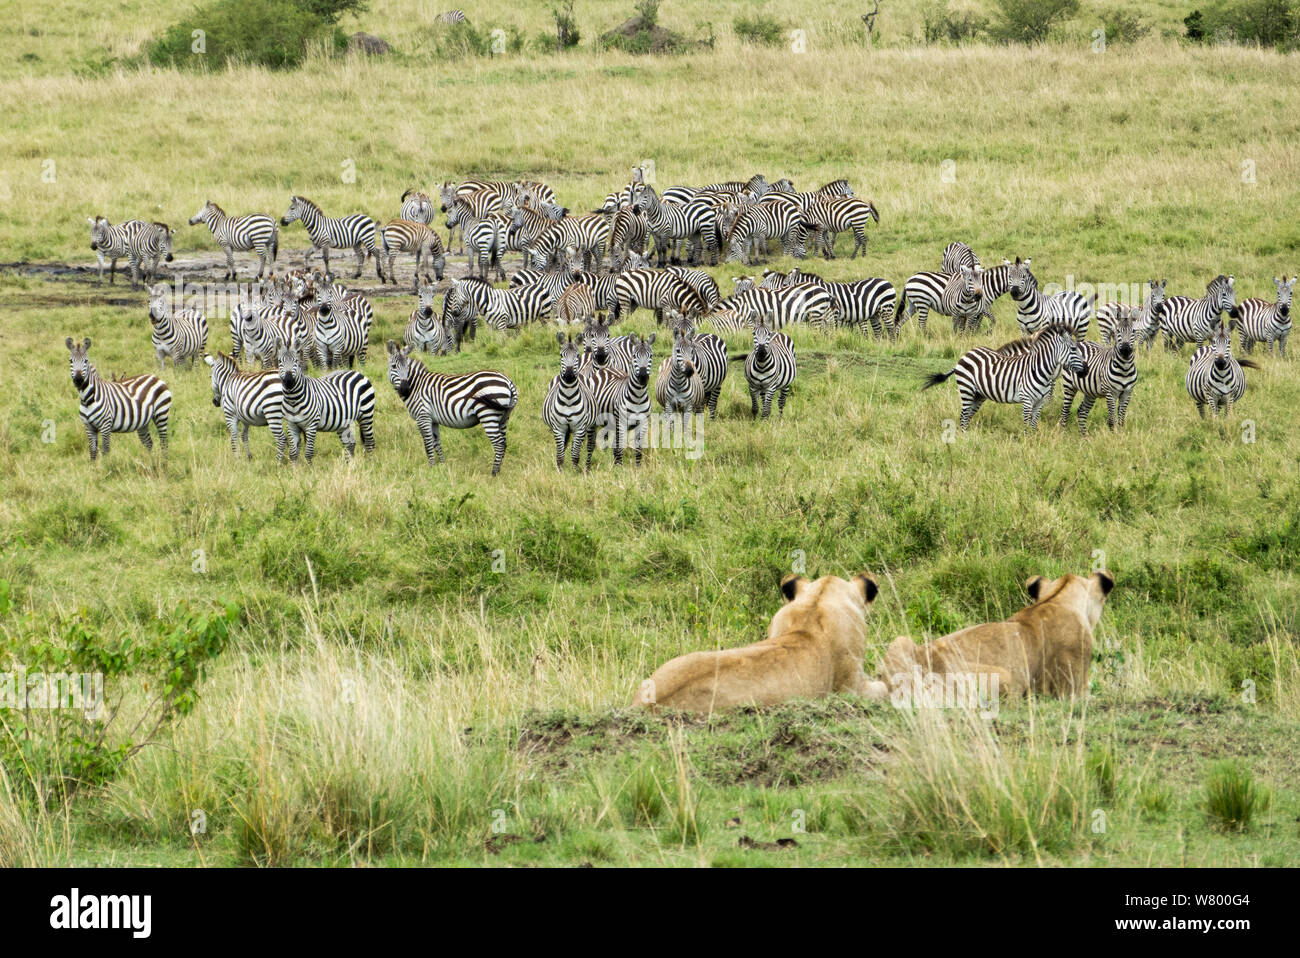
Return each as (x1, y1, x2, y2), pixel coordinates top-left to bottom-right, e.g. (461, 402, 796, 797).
(990, 0, 1080, 44)
(550, 0, 580, 49)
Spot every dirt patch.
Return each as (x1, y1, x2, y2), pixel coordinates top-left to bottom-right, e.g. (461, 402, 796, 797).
(600, 16, 691, 54)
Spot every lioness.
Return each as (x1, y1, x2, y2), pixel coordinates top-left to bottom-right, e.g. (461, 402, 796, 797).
(635, 573, 884, 714)
(877, 571, 1115, 698)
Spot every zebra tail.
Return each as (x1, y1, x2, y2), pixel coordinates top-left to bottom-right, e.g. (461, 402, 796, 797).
(922, 369, 955, 390)
(895, 288, 906, 321)
(1238, 359, 1262, 369)
(271, 227, 279, 264)
(728, 353, 749, 363)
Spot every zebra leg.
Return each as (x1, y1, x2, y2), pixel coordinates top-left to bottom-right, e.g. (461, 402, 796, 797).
(137, 426, 154, 451)
(130, 257, 142, 290)
(303, 423, 318, 464)
(553, 428, 566, 471)
(1116, 391, 1132, 428)
(749, 386, 760, 420)
(1059, 383, 1076, 427)
(358, 410, 375, 455)
(852, 229, 866, 259)
(484, 422, 507, 475)
(1077, 396, 1097, 435)
(241, 423, 253, 460)
(224, 413, 240, 456)
(1195, 401, 1206, 419)
(777, 385, 791, 417)
(959, 398, 983, 431)
(1104, 394, 1118, 432)
(916, 305, 929, 333)
(339, 426, 357, 460)
(225, 248, 237, 281)
(572, 425, 589, 470)
(272, 421, 289, 464)
(707, 387, 720, 420)
(156, 411, 169, 458)
(100, 429, 111, 457)
(85, 423, 98, 461)
(761, 388, 775, 419)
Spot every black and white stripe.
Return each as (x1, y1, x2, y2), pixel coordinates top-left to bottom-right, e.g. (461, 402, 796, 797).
(802, 197, 879, 259)
(452, 276, 554, 333)
(378, 218, 446, 289)
(898, 267, 984, 334)
(385, 340, 519, 475)
(742, 320, 796, 419)
(633, 185, 718, 267)
(923, 323, 1086, 431)
(1060, 310, 1139, 434)
(1006, 258, 1092, 339)
(445, 199, 507, 281)
(400, 188, 436, 224)
(654, 326, 706, 416)
(189, 201, 278, 280)
(148, 284, 208, 371)
(1186, 320, 1258, 417)
(542, 332, 596, 471)
(940, 242, 979, 274)
(723, 199, 805, 264)
(761, 270, 896, 339)
(405, 283, 454, 355)
(87, 217, 173, 289)
(1160, 274, 1235, 350)
(276, 342, 375, 462)
(204, 351, 288, 461)
(66, 337, 171, 460)
(586, 334, 656, 465)
(610, 269, 709, 324)
(280, 196, 377, 279)
(1097, 279, 1166, 349)
(1235, 276, 1293, 357)
(722, 282, 838, 330)
(313, 284, 373, 368)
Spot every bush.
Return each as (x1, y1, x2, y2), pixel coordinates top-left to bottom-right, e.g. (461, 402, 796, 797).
(1204, 761, 1265, 831)
(1191, 0, 1300, 48)
(149, 0, 361, 70)
(921, 1, 989, 43)
(734, 15, 785, 46)
(989, 0, 1080, 44)
(548, 0, 581, 50)
(1098, 8, 1152, 43)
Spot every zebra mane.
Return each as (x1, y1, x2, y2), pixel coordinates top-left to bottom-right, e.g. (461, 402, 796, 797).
(400, 187, 419, 202)
(206, 202, 227, 216)
(994, 322, 1075, 355)
(292, 195, 322, 215)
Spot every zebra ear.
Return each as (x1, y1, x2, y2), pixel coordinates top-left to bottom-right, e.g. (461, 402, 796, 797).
(386, 340, 399, 357)
(82, 337, 92, 351)
(646, 332, 656, 346)
(555, 331, 565, 346)
(66, 337, 75, 350)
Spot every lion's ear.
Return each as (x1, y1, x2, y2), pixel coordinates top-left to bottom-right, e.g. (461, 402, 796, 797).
(780, 574, 805, 603)
(855, 573, 878, 604)
(1095, 570, 1115, 597)
(1025, 576, 1048, 600)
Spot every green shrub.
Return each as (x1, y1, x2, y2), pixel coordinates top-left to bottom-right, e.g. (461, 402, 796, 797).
(734, 15, 785, 46)
(989, 0, 1080, 44)
(1193, 0, 1300, 49)
(1099, 8, 1152, 43)
(1204, 761, 1264, 831)
(921, 0, 989, 43)
(148, 0, 360, 71)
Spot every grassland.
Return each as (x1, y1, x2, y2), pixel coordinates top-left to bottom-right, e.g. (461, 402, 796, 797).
(1, 9, 1299, 866)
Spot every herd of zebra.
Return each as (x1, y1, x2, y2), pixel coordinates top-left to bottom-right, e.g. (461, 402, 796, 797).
(69, 170, 1293, 470)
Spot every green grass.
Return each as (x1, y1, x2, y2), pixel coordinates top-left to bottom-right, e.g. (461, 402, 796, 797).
(0, 4, 1298, 866)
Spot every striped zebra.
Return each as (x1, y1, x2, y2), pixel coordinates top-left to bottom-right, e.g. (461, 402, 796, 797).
(521, 211, 607, 272)
(1059, 309, 1139, 434)
(435, 9, 466, 23)
(1005, 259, 1092, 339)
(542, 332, 596, 471)
(698, 306, 757, 336)
(723, 200, 804, 264)
(188, 201, 279, 280)
(802, 197, 879, 259)
(66, 337, 171, 461)
(400, 188, 436, 224)
(633, 185, 718, 267)
(922, 323, 1086, 431)
(87, 217, 172, 289)
(1235, 276, 1293, 357)
(941, 241, 980, 274)
(1186, 320, 1259, 418)
(405, 283, 454, 355)
(602, 166, 646, 213)
(610, 269, 709, 324)
(242, 279, 318, 370)
(445, 199, 507, 281)
(1097, 279, 1167, 348)
(722, 282, 838, 330)
(313, 284, 373, 368)
(280, 196, 377, 279)
(378, 219, 447, 289)
(147, 284, 208, 371)
(761, 271, 896, 339)
(664, 266, 721, 309)
(655, 327, 706, 417)
(204, 351, 288, 461)
(898, 267, 984, 333)
(608, 207, 649, 267)
(453, 276, 554, 333)
(665, 319, 728, 419)
(587, 334, 656, 465)
(385, 340, 519, 474)
(742, 320, 797, 419)
(276, 342, 375, 462)
(557, 281, 597, 327)
(1160, 274, 1235, 350)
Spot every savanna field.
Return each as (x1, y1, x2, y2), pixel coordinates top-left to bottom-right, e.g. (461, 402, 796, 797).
(1, 1, 1299, 868)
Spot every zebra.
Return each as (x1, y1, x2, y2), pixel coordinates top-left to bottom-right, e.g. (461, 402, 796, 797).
(608, 207, 649, 267)
(765, 272, 895, 339)
(400, 188, 436, 224)
(1235, 276, 1293, 356)
(742, 320, 797, 419)
(723, 200, 804, 264)
(542, 332, 596, 471)
(1005, 258, 1092, 339)
(722, 282, 838, 330)
(602, 166, 646, 213)
(578, 318, 633, 377)
(557, 281, 598, 327)
(587, 334, 656, 465)
(610, 269, 709, 324)
(405, 283, 455, 354)
(276, 341, 375, 462)
(698, 306, 758, 336)
(445, 199, 507, 281)
(897, 267, 984, 333)
(654, 326, 706, 417)
(1059, 309, 1140, 434)
(522, 211, 608, 272)
(802, 197, 879, 259)
(204, 351, 288, 461)
(147, 284, 208, 371)
(1160, 274, 1235, 350)
(280, 196, 377, 279)
(664, 266, 721, 309)
(1097, 279, 1166, 348)
(87, 217, 172, 289)
(633, 185, 718, 267)
(385, 340, 519, 475)
(378, 219, 447, 289)
(66, 337, 171, 461)
(665, 319, 728, 419)
(922, 323, 1086, 431)
(440, 279, 480, 351)
(941, 241, 980, 274)
(313, 284, 373, 368)
(1186, 320, 1259, 418)
(435, 9, 466, 23)
(453, 276, 554, 333)
(188, 201, 279, 280)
